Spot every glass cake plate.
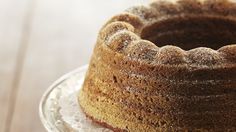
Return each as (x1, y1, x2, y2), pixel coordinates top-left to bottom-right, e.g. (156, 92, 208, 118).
(39, 65, 112, 132)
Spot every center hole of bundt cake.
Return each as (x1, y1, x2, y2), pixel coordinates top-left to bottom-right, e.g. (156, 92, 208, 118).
(141, 16, 236, 50)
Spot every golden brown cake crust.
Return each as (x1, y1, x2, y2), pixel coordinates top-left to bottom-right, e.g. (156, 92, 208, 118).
(79, 104, 126, 132)
(79, 0, 236, 131)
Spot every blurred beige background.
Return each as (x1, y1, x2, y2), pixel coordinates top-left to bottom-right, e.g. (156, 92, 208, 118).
(0, 0, 148, 131)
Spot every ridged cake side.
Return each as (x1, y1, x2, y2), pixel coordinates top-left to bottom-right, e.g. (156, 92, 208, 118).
(79, 0, 236, 131)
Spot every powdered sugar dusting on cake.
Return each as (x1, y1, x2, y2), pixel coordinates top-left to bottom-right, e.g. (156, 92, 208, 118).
(105, 30, 139, 52)
(218, 45, 236, 63)
(155, 45, 187, 64)
(187, 47, 225, 66)
(98, 0, 236, 67)
(100, 22, 134, 42)
(125, 5, 158, 23)
(151, 0, 180, 15)
(126, 40, 158, 62)
(106, 13, 144, 33)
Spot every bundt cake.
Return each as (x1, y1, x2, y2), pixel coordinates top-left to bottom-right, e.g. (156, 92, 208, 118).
(78, 0, 236, 131)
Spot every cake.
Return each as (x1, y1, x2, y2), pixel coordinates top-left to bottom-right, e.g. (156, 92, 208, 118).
(78, 0, 236, 131)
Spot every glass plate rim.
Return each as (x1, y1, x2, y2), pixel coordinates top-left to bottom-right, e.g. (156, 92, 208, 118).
(39, 64, 88, 132)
